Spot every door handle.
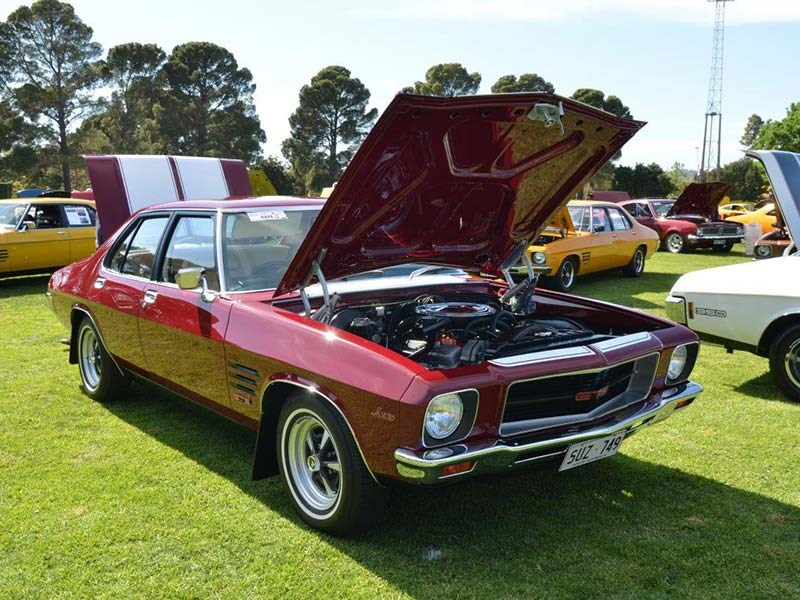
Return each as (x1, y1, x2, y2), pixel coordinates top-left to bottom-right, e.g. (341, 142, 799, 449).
(93, 277, 106, 289)
(56, 230, 66, 235)
(142, 291, 158, 306)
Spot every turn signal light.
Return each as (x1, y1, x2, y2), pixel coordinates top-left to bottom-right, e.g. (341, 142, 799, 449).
(675, 398, 694, 410)
(439, 461, 475, 477)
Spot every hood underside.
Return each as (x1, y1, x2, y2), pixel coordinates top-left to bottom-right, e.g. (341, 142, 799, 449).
(747, 150, 800, 243)
(276, 93, 644, 296)
(666, 182, 732, 220)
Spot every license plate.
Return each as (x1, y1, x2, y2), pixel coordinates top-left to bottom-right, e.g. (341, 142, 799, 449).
(559, 431, 626, 471)
(713, 239, 726, 246)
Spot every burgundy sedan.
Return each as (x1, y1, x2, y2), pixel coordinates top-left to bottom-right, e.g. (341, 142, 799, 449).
(620, 183, 744, 253)
(48, 93, 703, 535)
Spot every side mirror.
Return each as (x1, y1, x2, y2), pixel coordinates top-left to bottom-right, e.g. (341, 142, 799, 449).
(176, 267, 216, 303)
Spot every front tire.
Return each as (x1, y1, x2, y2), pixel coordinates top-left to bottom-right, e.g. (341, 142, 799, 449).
(664, 232, 684, 253)
(768, 324, 800, 402)
(277, 392, 388, 535)
(76, 316, 127, 403)
(552, 257, 577, 292)
(623, 246, 646, 277)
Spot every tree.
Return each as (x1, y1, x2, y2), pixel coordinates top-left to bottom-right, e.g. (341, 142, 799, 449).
(282, 66, 377, 194)
(259, 156, 294, 196)
(570, 88, 632, 119)
(92, 42, 166, 154)
(612, 163, 674, 198)
(401, 63, 481, 97)
(491, 73, 554, 94)
(666, 162, 694, 198)
(0, 0, 103, 191)
(718, 158, 769, 200)
(159, 42, 265, 162)
(740, 113, 764, 147)
(753, 103, 800, 153)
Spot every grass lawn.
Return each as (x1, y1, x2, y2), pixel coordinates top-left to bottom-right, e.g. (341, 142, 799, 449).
(1, 246, 799, 599)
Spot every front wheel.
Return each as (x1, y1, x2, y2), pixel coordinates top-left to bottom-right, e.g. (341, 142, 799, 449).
(664, 232, 684, 253)
(623, 246, 646, 277)
(277, 393, 389, 535)
(768, 324, 800, 402)
(76, 316, 127, 402)
(552, 257, 577, 292)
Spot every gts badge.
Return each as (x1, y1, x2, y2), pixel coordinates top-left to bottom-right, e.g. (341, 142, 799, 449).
(575, 386, 609, 403)
(695, 307, 727, 318)
(370, 407, 396, 422)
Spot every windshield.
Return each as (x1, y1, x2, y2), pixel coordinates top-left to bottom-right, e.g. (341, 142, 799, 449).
(0, 203, 27, 228)
(222, 207, 321, 292)
(652, 201, 674, 217)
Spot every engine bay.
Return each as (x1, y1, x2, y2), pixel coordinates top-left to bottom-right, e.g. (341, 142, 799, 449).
(328, 292, 615, 370)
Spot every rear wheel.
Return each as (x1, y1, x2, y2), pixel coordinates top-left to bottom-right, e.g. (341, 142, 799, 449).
(277, 392, 388, 535)
(552, 257, 577, 292)
(664, 232, 684, 253)
(76, 316, 127, 402)
(768, 324, 800, 402)
(623, 246, 646, 277)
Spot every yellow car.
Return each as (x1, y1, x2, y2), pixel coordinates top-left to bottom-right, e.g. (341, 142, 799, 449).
(718, 202, 755, 219)
(726, 202, 778, 235)
(517, 199, 660, 291)
(0, 197, 97, 276)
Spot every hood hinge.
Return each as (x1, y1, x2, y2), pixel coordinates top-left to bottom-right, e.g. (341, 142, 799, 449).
(299, 248, 339, 323)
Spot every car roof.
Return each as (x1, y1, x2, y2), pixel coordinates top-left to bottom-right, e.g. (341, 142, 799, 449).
(0, 197, 95, 207)
(140, 196, 326, 212)
(567, 199, 629, 209)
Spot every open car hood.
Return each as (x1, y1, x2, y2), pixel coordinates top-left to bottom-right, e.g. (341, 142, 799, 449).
(665, 182, 732, 220)
(275, 93, 644, 296)
(544, 206, 576, 236)
(748, 150, 800, 242)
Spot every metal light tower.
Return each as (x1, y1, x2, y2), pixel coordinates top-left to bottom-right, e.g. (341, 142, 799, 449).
(699, 0, 733, 182)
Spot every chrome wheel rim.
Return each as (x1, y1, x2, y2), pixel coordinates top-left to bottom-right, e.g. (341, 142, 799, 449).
(285, 412, 341, 514)
(785, 339, 800, 389)
(633, 249, 644, 273)
(559, 261, 575, 289)
(79, 326, 101, 391)
(666, 234, 683, 253)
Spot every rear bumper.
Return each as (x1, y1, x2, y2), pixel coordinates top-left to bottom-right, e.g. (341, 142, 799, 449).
(394, 381, 703, 484)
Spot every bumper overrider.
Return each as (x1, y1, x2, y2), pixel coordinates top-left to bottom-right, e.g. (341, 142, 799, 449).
(394, 381, 703, 484)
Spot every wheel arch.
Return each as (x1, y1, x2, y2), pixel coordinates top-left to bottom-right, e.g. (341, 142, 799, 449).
(757, 313, 800, 357)
(69, 305, 124, 376)
(560, 253, 581, 274)
(252, 378, 379, 485)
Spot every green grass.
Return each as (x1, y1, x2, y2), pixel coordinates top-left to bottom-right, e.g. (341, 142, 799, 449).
(1, 247, 799, 599)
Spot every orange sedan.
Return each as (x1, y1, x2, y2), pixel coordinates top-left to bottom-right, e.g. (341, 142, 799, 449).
(726, 203, 778, 235)
(516, 199, 660, 291)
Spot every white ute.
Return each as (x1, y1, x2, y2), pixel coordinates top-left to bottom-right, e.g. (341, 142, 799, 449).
(666, 150, 800, 402)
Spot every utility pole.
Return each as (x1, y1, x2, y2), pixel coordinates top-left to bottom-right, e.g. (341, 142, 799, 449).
(699, 0, 733, 183)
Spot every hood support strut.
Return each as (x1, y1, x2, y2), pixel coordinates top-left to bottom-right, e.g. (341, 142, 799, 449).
(500, 240, 537, 313)
(299, 248, 339, 324)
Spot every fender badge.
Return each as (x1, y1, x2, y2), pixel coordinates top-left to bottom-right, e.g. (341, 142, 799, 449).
(370, 407, 396, 422)
(695, 307, 727, 318)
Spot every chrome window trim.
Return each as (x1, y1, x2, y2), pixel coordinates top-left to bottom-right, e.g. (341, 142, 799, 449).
(420, 388, 480, 449)
(261, 379, 381, 485)
(498, 351, 661, 438)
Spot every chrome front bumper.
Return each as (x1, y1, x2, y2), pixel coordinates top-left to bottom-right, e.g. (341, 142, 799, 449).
(687, 233, 742, 242)
(394, 381, 703, 484)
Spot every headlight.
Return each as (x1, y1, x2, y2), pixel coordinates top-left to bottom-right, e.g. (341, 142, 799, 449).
(754, 244, 772, 258)
(532, 251, 547, 265)
(667, 344, 688, 381)
(425, 393, 463, 439)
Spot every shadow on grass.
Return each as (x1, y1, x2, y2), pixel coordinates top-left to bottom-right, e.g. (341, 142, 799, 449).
(106, 382, 800, 598)
(566, 271, 681, 311)
(0, 273, 50, 299)
(735, 370, 797, 406)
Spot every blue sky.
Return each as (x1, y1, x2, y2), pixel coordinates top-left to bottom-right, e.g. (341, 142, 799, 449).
(3, 0, 799, 169)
